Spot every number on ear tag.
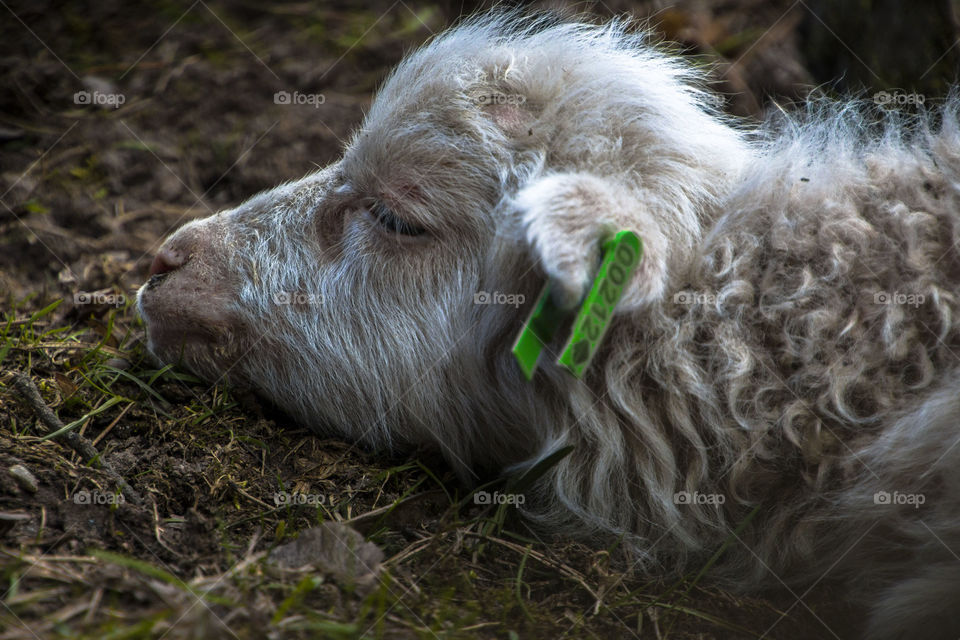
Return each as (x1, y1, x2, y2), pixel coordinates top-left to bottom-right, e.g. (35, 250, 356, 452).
(511, 230, 643, 380)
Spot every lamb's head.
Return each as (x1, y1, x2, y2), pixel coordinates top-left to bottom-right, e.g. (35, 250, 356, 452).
(137, 14, 750, 476)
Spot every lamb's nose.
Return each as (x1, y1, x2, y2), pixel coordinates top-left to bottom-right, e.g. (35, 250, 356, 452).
(149, 247, 186, 276)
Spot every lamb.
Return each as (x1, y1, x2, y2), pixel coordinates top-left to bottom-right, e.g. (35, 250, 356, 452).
(136, 12, 960, 638)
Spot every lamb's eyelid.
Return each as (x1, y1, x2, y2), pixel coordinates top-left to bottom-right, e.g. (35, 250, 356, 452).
(369, 201, 428, 236)
(370, 192, 431, 227)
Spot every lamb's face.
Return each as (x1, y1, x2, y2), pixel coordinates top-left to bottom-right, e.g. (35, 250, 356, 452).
(137, 15, 730, 465)
(137, 57, 542, 453)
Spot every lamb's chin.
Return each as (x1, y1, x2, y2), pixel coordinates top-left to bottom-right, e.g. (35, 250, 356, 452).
(138, 292, 249, 388)
(157, 344, 260, 393)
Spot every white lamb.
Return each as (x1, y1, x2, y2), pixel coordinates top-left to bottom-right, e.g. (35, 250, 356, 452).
(137, 13, 960, 637)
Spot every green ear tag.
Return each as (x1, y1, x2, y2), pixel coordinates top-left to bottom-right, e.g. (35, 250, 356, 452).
(557, 230, 642, 377)
(511, 230, 643, 380)
(511, 281, 566, 380)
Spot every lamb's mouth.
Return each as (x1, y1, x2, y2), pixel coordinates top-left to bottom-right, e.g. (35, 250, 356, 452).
(142, 319, 252, 386)
(137, 277, 247, 381)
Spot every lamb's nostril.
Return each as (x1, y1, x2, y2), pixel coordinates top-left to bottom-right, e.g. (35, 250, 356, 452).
(149, 248, 186, 277)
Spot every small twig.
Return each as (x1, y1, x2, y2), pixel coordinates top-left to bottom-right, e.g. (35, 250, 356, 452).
(91, 401, 133, 447)
(151, 501, 178, 555)
(82, 587, 103, 624)
(12, 372, 143, 505)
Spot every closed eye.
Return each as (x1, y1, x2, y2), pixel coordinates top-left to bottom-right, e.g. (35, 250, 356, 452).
(368, 201, 426, 236)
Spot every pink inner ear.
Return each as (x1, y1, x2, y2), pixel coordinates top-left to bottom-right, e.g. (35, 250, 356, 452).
(487, 103, 536, 138)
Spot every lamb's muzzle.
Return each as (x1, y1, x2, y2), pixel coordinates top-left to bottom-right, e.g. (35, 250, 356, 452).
(138, 12, 960, 639)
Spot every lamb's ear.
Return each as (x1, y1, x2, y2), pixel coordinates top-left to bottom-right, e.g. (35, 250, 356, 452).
(474, 83, 543, 142)
(485, 102, 538, 139)
(515, 172, 669, 311)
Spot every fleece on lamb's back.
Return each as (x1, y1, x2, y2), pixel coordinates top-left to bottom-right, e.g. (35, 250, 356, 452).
(678, 106, 960, 635)
(661, 101, 960, 561)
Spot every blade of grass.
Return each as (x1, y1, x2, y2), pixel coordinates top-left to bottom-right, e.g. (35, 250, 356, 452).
(38, 396, 127, 441)
(272, 575, 324, 624)
(507, 445, 574, 494)
(514, 545, 533, 622)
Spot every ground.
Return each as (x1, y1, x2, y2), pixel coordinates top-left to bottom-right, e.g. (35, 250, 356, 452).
(0, 1, 944, 638)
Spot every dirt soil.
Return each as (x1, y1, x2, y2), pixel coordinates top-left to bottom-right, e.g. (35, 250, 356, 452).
(0, 0, 922, 638)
